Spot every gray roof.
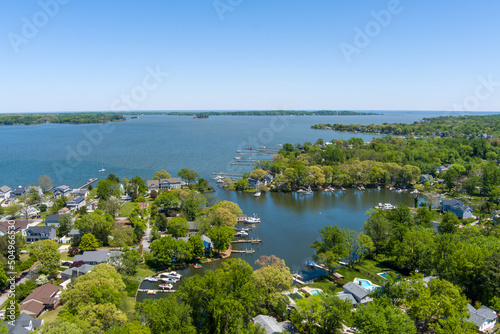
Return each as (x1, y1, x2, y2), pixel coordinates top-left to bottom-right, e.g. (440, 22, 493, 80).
(68, 228, 81, 237)
(467, 303, 498, 328)
(27, 226, 56, 235)
(45, 214, 60, 224)
(67, 196, 85, 204)
(1, 312, 43, 334)
(61, 264, 94, 278)
(54, 185, 71, 192)
(335, 292, 357, 305)
(252, 315, 285, 334)
(0, 185, 11, 193)
(73, 250, 122, 264)
(343, 282, 369, 301)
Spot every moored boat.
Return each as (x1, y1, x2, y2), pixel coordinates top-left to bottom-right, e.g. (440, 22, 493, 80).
(244, 214, 261, 224)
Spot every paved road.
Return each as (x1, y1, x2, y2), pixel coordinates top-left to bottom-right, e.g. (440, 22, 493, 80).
(142, 222, 152, 252)
(0, 276, 29, 306)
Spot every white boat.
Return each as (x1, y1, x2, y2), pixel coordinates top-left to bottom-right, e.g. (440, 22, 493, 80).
(254, 191, 261, 197)
(99, 168, 105, 173)
(297, 189, 305, 194)
(234, 157, 242, 160)
(377, 186, 381, 190)
(236, 231, 249, 237)
(244, 214, 261, 224)
(359, 186, 365, 191)
(161, 277, 178, 283)
(159, 283, 173, 290)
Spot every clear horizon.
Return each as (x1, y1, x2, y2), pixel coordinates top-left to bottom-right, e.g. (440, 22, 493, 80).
(1, 1, 499, 113)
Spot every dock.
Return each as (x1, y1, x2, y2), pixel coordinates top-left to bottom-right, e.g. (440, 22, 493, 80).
(138, 289, 176, 294)
(231, 239, 261, 244)
(79, 178, 98, 189)
(231, 249, 255, 254)
(212, 172, 243, 177)
(292, 277, 306, 285)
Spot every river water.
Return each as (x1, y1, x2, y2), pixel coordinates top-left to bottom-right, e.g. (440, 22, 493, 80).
(0, 111, 479, 301)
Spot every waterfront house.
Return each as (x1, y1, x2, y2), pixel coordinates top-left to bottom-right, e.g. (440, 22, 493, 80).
(147, 180, 160, 192)
(86, 199, 99, 212)
(252, 315, 298, 334)
(493, 210, 500, 225)
(341, 282, 372, 304)
(0, 185, 11, 200)
(66, 196, 85, 211)
(419, 174, 433, 184)
(60, 264, 93, 281)
(0, 312, 44, 333)
(52, 185, 71, 199)
(187, 221, 198, 237)
(467, 303, 497, 332)
(19, 283, 60, 318)
(71, 188, 88, 198)
(201, 235, 214, 255)
(159, 178, 183, 190)
(11, 186, 26, 198)
(25, 226, 56, 242)
(73, 249, 123, 266)
(0, 220, 29, 237)
(441, 198, 473, 219)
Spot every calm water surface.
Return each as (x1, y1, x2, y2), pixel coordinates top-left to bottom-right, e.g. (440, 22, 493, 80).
(0, 111, 463, 299)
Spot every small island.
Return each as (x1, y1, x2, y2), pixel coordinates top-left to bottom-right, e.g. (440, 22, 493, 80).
(0, 112, 125, 126)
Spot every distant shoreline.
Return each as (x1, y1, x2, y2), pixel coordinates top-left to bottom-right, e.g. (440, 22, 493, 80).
(0, 110, 379, 126)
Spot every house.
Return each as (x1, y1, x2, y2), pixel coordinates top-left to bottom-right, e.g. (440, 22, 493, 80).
(0, 186, 11, 200)
(201, 235, 214, 255)
(441, 198, 473, 219)
(147, 180, 160, 192)
(52, 185, 71, 199)
(66, 196, 85, 210)
(68, 228, 82, 241)
(437, 165, 449, 174)
(60, 264, 93, 281)
(25, 226, 56, 242)
(45, 214, 62, 228)
(419, 174, 433, 184)
(341, 282, 372, 304)
(73, 249, 123, 265)
(86, 199, 99, 212)
(19, 283, 60, 318)
(159, 178, 183, 190)
(57, 207, 70, 215)
(187, 221, 198, 237)
(0, 220, 29, 237)
(20, 206, 39, 219)
(252, 315, 298, 334)
(0, 312, 44, 334)
(71, 188, 88, 198)
(493, 210, 500, 225)
(248, 177, 264, 189)
(11, 186, 26, 198)
(467, 304, 497, 332)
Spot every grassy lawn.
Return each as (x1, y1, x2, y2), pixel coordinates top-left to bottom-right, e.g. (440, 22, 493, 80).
(40, 307, 61, 325)
(120, 202, 136, 217)
(354, 259, 401, 278)
(60, 253, 74, 261)
(336, 267, 377, 284)
(306, 276, 340, 294)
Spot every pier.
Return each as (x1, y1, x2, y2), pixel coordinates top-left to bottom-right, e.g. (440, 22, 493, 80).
(212, 172, 243, 177)
(231, 249, 255, 254)
(231, 239, 261, 244)
(292, 277, 306, 285)
(79, 178, 98, 189)
(138, 289, 176, 294)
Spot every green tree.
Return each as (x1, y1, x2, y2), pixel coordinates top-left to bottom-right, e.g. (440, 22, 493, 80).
(106, 321, 152, 334)
(76, 212, 114, 244)
(141, 296, 196, 334)
(126, 176, 147, 200)
(107, 174, 120, 183)
(4, 298, 20, 321)
(109, 227, 135, 248)
(153, 170, 171, 180)
(97, 179, 120, 200)
(310, 225, 347, 274)
(29, 240, 61, 277)
(0, 266, 8, 292)
(79, 233, 100, 251)
(150, 236, 179, 266)
(167, 217, 189, 237)
(253, 255, 293, 309)
(438, 212, 460, 234)
(363, 209, 392, 253)
(39, 174, 53, 193)
(117, 247, 142, 276)
(155, 191, 181, 215)
(188, 235, 205, 259)
(208, 226, 234, 253)
(57, 213, 73, 237)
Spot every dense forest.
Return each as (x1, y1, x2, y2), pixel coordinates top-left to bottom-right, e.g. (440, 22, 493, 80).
(312, 114, 500, 138)
(0, 113, 125, 125)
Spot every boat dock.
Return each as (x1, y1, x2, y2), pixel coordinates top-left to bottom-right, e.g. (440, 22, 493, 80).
(231, 249, 255, 254)
(138, 289, 176, 294)
(79, 178, 98, 189)
(292, 277, 306, 285)
(231, 239, 261, 244)
(212, 172, 243, 177)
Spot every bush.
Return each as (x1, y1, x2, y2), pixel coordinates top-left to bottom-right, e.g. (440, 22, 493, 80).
(68, 247, 79, 257)
(70, 260, 85, 268)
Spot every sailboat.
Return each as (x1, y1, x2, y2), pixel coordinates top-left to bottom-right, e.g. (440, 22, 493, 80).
(254, 191, 261, 197)
(99, 162, 105, 173)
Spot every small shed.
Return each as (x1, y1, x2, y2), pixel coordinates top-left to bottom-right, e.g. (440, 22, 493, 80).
(332, 272, 344, 284)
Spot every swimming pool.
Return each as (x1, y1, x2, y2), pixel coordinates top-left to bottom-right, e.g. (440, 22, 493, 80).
(311, 290, 322, 295)
(378, 272, 401, 280)
(354, 278, 380, 291)
(288, 292, 304, 301)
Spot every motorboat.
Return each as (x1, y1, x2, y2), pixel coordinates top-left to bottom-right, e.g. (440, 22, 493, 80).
(146, 277, 158, 282)
(254, 191, 261, 197)
(297, 189, 305, 194)
(243, 214, 261, 224)
(146, 290, 156, 295)
(304, 187, 312, 195)
(193, 264, 202, 269)
(159, 284, 173, 290)
(235, 231, 248, 237)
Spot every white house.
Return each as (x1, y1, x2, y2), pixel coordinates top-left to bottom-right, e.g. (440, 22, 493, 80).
(0, 186, 11, 200)
(66, 197, 85, 211)
(467, 304, 498, 332)
(53, 185, 71, 199)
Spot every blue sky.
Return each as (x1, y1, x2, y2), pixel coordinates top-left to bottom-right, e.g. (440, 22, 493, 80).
(1, 0, 499, 112)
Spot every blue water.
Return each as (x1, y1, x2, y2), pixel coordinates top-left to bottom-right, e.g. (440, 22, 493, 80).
(0, 111, 474, 272)
(311, 290, 322, 295)
(358, 279, 378, 290)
